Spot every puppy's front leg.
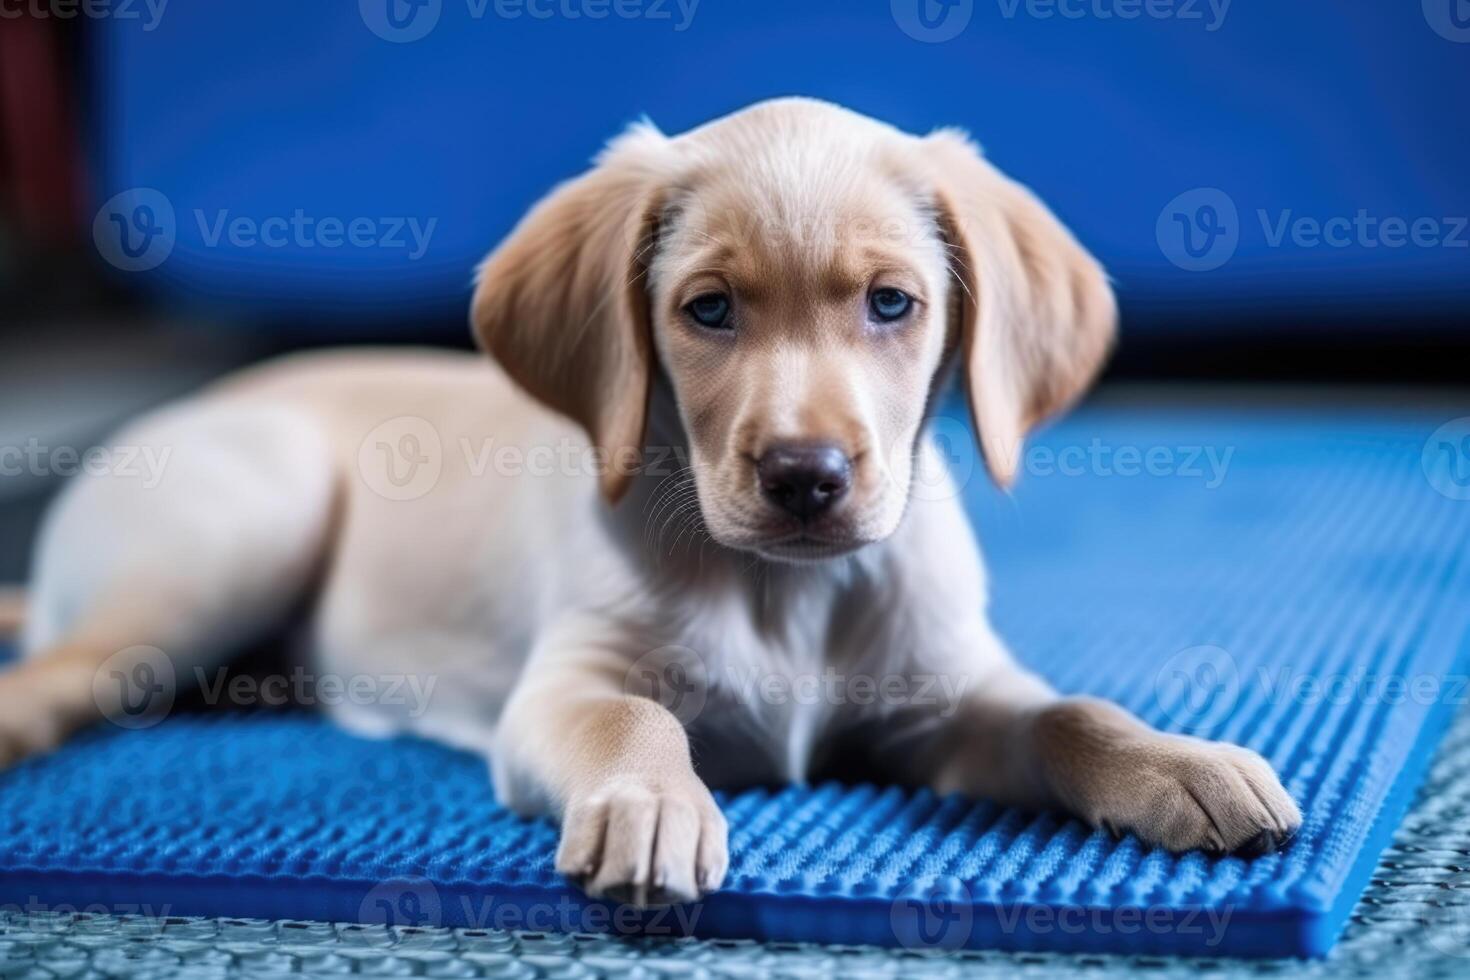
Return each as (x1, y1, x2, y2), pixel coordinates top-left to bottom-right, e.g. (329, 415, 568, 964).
(924, 640, 1301, 855)
(494, 637, 727, 907)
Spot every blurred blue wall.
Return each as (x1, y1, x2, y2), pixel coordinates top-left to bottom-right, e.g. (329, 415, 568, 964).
(90, 1, 1470, 333)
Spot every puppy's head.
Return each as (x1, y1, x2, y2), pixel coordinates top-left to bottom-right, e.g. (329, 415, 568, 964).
(473, 98, 1115, 562)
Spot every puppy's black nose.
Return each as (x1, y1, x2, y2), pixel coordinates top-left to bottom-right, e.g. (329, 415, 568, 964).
(757, 445, 852, 520)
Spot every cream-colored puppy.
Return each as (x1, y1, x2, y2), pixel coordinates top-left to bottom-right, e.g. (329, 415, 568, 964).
(0, 99, 1298, 908)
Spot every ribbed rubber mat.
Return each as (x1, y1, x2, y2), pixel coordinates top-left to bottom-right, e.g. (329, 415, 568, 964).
(2, 399, 1468, 958)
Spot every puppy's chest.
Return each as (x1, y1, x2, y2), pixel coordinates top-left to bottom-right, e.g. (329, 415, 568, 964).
(669, 587, 904, 786)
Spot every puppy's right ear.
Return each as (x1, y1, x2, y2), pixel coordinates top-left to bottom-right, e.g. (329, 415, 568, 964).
(472, 123, 671, 503)
(922, 130, 1117, 489)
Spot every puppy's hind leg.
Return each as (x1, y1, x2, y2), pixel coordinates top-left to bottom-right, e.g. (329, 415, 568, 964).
(0, 401, 337, 768)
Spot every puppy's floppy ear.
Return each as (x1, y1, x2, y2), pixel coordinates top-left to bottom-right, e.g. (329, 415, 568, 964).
(472, 123, 671, 503)
(923, 129, 1117, 487)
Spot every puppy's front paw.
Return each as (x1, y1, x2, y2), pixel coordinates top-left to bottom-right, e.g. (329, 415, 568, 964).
(556, 775, 728, 907)
(1094, 738, 1300, 855)
(1034, 699, 1301, 856)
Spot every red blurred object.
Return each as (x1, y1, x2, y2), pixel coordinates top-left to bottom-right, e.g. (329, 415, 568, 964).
(0, 14, 84, 244)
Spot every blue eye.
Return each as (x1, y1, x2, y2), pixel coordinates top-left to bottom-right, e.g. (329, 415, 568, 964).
(869, 288, 912, 322)
(686, 293, 731, 329)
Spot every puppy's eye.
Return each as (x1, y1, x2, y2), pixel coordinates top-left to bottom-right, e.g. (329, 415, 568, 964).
(869, 288, 912, 322)
(685, 293, 732, 329)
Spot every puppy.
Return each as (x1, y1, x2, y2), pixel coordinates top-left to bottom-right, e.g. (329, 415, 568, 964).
(0, 98, 1298, 908)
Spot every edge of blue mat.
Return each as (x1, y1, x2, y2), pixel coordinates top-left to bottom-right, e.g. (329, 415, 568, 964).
(1300, 635, 1468, 956)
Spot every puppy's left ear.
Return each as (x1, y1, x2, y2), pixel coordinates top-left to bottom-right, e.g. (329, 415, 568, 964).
(472, 123, 671, 503)
(923, 130, 1117, 487)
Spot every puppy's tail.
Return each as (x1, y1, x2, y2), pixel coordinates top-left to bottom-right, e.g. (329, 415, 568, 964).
(0, 587, 25, 642)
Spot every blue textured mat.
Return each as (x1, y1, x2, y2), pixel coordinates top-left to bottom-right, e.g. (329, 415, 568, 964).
(3, 399, 1469, 958)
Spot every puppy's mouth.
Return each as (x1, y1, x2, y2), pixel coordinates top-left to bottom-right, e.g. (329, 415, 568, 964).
(753, 531, 868, 564)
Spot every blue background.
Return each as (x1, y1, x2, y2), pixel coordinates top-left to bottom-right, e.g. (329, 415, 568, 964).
(90, 1, 1470, 333)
